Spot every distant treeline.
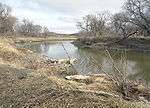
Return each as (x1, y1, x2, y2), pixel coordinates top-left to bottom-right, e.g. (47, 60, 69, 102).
(1, 0, 150, 38)
(0, 2, 50, 37)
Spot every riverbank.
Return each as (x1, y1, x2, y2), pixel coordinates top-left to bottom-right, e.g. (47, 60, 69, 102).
(11, 35, 77, 43)
(0, 37, 150, 108)
(73, 37, 150, 52)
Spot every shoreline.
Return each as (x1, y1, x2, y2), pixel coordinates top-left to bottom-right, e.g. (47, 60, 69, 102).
(73, 37, 150, 52)
(9, 36, 77, 43)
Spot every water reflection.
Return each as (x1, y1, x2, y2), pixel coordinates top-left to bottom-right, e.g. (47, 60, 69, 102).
(16, 41, 150, 86)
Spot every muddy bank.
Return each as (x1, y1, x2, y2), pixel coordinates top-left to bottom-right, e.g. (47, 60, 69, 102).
(73, 37, 150, 51)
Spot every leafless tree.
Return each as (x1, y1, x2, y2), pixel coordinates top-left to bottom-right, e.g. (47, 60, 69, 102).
(16, 19, 42, 36)
(124, 0, 150, 36)
(32, 25, 42, 36)
(111, 12, 138, 38)
(43, 27, 49, 37)
(0, 3, 16, 35)
(110, 0, 150, 38)
(77, 13, 108, 37)
(19, 19, 34, 35)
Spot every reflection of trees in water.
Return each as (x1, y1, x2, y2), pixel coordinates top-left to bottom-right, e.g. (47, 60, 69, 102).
(75, 48, 107, 74)
(19, 42, 50, 54)
(76, 49, 128, 75)
(17, 43, 42, 53)
(127, 52, 150, 87)
(40, 42, 50, 53)
(105, 51, 150, 87)
(75, 49, 150, 87)
(99, 50, 150, 87)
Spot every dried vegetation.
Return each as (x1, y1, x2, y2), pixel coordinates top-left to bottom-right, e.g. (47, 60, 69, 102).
(0, 38, 150, 108)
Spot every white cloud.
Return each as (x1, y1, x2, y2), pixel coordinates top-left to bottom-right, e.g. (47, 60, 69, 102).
(0, 0, 125, 34)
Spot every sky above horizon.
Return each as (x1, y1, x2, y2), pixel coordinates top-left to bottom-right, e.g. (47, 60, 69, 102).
(0, 0, 125, 34)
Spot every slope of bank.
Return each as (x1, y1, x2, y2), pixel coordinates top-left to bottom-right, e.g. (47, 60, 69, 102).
(0, 37, 150, 108)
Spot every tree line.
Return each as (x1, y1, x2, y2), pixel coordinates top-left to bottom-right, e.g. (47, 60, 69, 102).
(77, 0, 150, 38)
(1, 0, 150, 37)
(0, 2, 50, 37)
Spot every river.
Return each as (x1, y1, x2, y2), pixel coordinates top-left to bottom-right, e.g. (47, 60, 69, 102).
(17, 41, 150, 86)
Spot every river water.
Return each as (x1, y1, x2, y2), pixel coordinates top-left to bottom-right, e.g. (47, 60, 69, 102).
(17, 41, 150, 86)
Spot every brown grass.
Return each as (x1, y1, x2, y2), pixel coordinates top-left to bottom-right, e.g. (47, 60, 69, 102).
(0, 37, 150, 108)
(11, 36, 77, 43)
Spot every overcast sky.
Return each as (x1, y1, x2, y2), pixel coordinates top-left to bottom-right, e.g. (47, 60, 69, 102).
(0, 0, 125, 34)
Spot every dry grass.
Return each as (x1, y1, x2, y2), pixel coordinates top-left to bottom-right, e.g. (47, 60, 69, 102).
(11, 36, 77, 43)
(0, 64, 149, 108)
(0, 38, 150, 108)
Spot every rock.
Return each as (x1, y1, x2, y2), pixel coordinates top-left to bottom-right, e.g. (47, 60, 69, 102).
(58, 58, 77, 65)
(70, 58, 78, 64)
(65, 75, 92, 84)
(137, 84, 146, 92)
(139, 97, 149, 103)
(66, 75, 90, 80)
